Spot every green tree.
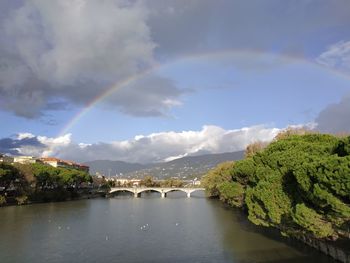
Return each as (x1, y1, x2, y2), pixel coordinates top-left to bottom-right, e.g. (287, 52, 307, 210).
(140, 176, 158, 187)
(160, 178, 184, 187)
(201, 161, 234, 197)
(0, 195, 6, 206)
(217, 181, 244, 207)
(204, 133, 350, 240)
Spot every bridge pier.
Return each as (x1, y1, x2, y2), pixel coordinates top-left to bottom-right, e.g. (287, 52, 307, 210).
(187, 192, 191, 198)
(134, 192, 139, 198)
(161, 192, 166, 198)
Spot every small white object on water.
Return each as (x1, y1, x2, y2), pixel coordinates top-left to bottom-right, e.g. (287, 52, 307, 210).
(105, 236, 109, 241)
(58, 226, 62, 230)
(175, 223, 179, 226)
(140, 224, 149, 231)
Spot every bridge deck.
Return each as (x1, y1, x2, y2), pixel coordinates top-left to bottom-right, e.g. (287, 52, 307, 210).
(109, 187, 205, 198)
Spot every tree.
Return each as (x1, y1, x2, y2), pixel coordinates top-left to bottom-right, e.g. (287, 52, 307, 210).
(274, 127, 315, 141)
(140, 175, 158, 187)
(0, 195, 6, 206)
(245, 141, 269, 158)
(217, 181, 244, 207)
(201, 161, 234, 197)
(160, 178, 184, 187)
(204, 133, 350, 240)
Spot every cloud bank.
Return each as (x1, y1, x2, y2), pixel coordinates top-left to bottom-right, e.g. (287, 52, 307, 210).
(315, 95, 350, 133)
(2, 0, 350, 119)
(0, 125, 281, 163)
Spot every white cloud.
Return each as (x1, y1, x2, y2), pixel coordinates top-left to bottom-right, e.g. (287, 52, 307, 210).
(17, 133, 36, 140)
(37, 133, 72, 157)
(316, 40, 350, 72)
(2, 125, 282, 163)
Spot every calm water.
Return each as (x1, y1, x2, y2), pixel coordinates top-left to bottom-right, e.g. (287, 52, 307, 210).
(0, 192, 335, 263)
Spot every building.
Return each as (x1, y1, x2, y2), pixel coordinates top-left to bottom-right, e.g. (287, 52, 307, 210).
(115, 178, 141, 187)
(13, 156, 38, 164)
(0, 154, 38, 164)
(40, 157, 89, 173)
(0, 154, 14, 163)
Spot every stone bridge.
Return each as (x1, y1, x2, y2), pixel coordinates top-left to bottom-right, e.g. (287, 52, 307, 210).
(109, 187, 205, 198)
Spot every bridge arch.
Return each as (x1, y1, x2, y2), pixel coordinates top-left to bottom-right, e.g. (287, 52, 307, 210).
(164, 188, 188, 195)
(163, 188, 189, 198)
(136, 188, 162, 194)
(108, 187, 205, 198)
(188, 188, 205, 197)
(136, 188, 163, 197)
(188, 188, 205, 194)
(109, 188, 134, 195)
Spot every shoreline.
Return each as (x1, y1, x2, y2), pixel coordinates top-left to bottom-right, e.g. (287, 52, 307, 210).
(0, 191, 107, 208)
(218, 200, 350, 263)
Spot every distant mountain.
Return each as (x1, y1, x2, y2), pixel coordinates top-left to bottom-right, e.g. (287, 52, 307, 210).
(84, 160, 148, 176)
(126, 151, 244, 179)
(86, 151, 244, 179)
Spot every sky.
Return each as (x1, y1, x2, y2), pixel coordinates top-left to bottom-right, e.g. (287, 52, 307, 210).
(1, 0, 350, 163)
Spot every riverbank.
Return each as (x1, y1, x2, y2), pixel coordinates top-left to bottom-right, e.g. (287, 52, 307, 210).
(295, 235, 350, 263)
(218, 200, 350, 263)
(0, 189, 107, 207)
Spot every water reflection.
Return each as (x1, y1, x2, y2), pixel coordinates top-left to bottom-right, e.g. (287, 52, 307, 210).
(0, 196, 335, 263)
(208, 199, 335, 263)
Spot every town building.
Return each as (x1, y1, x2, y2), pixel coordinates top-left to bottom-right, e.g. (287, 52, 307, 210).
(0, 154, 39, 164)
(0, 154, 14, 163)
(13, 156, 38, 164)
(115, 178, 141, 187)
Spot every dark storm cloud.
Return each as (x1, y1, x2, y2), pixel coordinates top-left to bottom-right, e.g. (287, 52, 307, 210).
(0, 136, 45, 155)
(315, 95, 350, 134)
(0, 0, 171, 118)
(146, 0, 350, 58)
(1, 0, 350, 118)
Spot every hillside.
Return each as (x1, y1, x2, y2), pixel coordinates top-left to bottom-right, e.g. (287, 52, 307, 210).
(84, 160, 148, 176)
(86, 151, 244, 179)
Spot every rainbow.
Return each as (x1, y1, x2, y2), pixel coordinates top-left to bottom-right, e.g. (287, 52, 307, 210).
(58, 49, 350, 137)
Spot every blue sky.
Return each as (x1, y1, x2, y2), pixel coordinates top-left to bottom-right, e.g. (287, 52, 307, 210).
(1, 0, 350, 162)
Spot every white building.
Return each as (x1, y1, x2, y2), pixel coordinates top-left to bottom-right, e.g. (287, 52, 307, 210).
(13, 156, 38, 164)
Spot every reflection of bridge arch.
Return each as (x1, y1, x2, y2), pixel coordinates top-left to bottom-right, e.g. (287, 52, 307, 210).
(108, 187, 205, 198)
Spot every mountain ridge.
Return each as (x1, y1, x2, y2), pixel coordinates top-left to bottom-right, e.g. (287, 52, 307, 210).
(85, 151, 244, 179)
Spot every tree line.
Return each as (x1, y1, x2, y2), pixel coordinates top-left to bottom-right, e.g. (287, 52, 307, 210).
(0, 162, 92, 205)
(202, 129, 350, 241)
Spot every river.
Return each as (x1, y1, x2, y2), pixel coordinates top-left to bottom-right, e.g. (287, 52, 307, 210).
(0, 192, 335, 263)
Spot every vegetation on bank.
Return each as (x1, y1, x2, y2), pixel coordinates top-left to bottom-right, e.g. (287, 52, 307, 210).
(0, 162, 93, 205)
(202, 129, 350, 241)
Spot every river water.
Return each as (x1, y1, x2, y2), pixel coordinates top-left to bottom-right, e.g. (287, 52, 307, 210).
(0, 192, 335, 263)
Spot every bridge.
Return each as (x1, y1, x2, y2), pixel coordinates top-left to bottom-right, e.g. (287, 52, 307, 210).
(109, 187, 205, 198)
